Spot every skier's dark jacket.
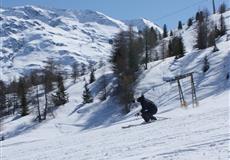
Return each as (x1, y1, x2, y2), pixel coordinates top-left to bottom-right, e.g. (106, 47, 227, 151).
(137, 95, 158, 115)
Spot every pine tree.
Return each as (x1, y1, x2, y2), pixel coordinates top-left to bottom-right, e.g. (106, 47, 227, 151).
(137, 36, 145, 55)
(143, 27, 158, 67)
(98, 66, 108, 101)
(18, 78, 28, 116)
(199, 11, 204, 23)
(89, 69, 96, 84)
(195, 12, 200, 21)
(214, 25, 220, 38)
(170, 30, 173, 36)
(128, 27, 141, 72)
(99, 74, 107, 101)
(218, 2, 226, 14)
(203, 56, 210, 73)
(0, 81, 6, 117)
(168, 40, 173, 57)
(207, 29, 216, 47)
(195, 20, 208, 49)
(149, 27, 158, 48)
(82, 81, 93, 104)
(197, 11, 204, 23)
(43, 59, 56, 92)
(219, 15, 226, 36)
(42, 70, 51, 120)
(226, 73, 229, 80)
(168, 37, 185, 59)
(52, 75, 68, 106)
(178, 21, 183, 30)
(111, 31, 127, 74)
(110, 28, 142, 112)
(161, 40, 167, 59)
(177, 37, 185, 58)
(71, 62, 79, 83)
(9, 79, 19, 115)
(143, 28, 149, 70)
(203, 8, 210, 19)
(187, 18, 193, 27)
(163, 24, 168, 38)
(36, 86, 42, 122)
(158, 32, 162, 40)
(126, 27, 141, 110)
(30, 71, 38, 86)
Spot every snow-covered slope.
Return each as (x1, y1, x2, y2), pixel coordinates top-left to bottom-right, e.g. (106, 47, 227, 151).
(3, 91, 229, 160)
(1, 9, 230, 160)
(0, 5, 162, 82)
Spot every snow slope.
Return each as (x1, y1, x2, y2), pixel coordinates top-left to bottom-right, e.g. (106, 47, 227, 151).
(1, 9, 230, 160)
(2, 90, 229, 160)
(0, 5, 162, 82)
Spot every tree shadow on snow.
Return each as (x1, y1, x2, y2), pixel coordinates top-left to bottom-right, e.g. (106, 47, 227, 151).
(4, 120, 43, 140)
(80, 97, 123, 131)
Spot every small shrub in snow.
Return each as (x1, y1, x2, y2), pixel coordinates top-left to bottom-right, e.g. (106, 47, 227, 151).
(226, 73, 229, 80)
(82, 82, 93, 104)
(203, 56, 210, 73)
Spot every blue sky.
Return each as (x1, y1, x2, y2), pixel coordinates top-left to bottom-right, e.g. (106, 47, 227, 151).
(1, 0, 228, 29)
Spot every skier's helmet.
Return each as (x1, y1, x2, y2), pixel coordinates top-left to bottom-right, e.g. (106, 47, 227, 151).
(137, 94, 145, 103)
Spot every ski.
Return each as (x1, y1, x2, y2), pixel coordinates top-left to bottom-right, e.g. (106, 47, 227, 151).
(121, 117, 169, 129)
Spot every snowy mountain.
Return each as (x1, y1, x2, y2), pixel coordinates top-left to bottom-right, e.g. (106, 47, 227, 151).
(1, 6, 230, 160)
(124, 18, 163, 33)
(0, 5, 162, 82)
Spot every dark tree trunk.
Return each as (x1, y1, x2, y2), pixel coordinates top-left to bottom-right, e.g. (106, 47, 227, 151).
(43, 89, 48, 120)
(36, 86, 42, 122)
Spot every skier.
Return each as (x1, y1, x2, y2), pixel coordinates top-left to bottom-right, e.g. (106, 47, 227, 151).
(136, 94, 158, 122)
